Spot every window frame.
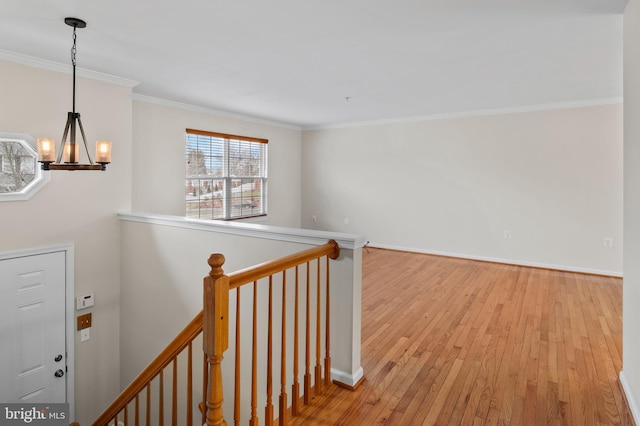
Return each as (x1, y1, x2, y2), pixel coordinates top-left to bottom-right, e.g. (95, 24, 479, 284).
(0, 132, 50, 202)
(185, 128, 268, 221)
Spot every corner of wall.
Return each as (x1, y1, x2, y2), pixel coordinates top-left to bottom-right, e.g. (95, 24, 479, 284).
(619, 371, 640, 423)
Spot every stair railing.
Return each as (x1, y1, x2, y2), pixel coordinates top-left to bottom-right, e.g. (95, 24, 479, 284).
(204, 239, 340, 426)
(88, 239, 340, 426)
(91, 311, 205, 426)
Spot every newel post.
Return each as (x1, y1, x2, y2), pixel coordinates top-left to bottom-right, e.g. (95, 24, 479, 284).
(204, 253, 229, 426)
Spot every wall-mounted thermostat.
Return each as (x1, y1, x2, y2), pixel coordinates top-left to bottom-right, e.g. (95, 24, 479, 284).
(76, 294, 95, 310)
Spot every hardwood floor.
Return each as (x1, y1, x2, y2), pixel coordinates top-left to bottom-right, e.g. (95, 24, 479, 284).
(289, 248, 634, 425)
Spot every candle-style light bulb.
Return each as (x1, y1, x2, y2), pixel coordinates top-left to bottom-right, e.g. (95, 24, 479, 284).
(36, 138, 56, 162)
(63, 142, 80, 163)
(96, 141, 111, 164)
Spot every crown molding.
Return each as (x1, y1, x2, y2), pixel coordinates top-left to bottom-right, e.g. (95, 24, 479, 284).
(2, 48, 621, 131)
(0, 48, 139, 88)
(305, 97, 624, 131)
(132, 94, 302, 131)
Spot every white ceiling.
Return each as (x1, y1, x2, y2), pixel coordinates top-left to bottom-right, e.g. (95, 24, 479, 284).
(0, 0, 627, 129)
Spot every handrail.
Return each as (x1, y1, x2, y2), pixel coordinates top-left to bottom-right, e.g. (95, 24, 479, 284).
(227, 240, 340, 289)
(91, 311, 204, 426)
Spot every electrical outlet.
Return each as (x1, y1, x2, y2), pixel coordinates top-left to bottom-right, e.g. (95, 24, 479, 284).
(504, 230, 512, 239)
(604, 237, 613, 248)
(312, 215, 317, 223)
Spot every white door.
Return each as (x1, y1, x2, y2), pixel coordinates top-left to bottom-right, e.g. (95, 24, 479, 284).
(0, 251, 67, 403)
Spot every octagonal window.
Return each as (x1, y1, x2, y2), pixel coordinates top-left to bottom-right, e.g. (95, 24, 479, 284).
(0, 133, 49, 201)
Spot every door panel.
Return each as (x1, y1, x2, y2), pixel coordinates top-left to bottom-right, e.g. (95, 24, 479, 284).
(0, 251, 66, 403)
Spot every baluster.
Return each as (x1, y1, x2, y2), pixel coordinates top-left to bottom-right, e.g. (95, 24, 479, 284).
(315, 258, 322, 394)
(265, 275, 274, 425)
(304, 262, 311, 405)
(292, 265, 300, 415)
(172, 359, 178, 426)
(234, 288, 241, 426)
(187, 342, 193, 426)
(324, 256, 332, 386)
(250, 281, 259, 426)
(202, 355, 208, 426)
(125, 405, 129, 426)
(205, 352, 226, 426)
(159, 371, 165, 426)
(279, 271, 288, 426)
(115, 413, 118, 426)
(135, 394, 140, 426)
(146, 383, 151, 426)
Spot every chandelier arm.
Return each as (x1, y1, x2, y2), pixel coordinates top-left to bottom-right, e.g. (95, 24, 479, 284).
(57, 112, 74, 163)
(76, 115, 95, 165)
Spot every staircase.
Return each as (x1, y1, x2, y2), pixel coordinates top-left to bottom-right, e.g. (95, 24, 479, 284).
(82, 240, 342, 426)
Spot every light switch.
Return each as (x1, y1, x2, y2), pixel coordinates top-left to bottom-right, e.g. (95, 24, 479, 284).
(80, 328, 90, 342)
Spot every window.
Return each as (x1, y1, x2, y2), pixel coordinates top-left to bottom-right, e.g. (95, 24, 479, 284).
(186, 129, 267, 220)
(0, 133, 49, 201)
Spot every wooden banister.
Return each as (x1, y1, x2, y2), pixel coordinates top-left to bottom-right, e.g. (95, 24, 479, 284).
(91, 311, 204, 426)
(89, 239, 341, 426)
(203, 240, 340, 425)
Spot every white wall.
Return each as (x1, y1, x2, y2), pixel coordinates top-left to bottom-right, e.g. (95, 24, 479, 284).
(132, 99, 303, 227)
(0, 60, 133, 424)
(622, 0, 640, 421)
(302, 105, 623, 274)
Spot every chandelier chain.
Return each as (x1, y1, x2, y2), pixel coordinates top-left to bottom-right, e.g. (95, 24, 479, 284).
(71, 27, 77, 68)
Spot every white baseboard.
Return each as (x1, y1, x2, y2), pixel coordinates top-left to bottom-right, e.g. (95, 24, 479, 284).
(620, 371, 640, 424)
(367, 243, 623, 278)
(331, 366, 364, 387)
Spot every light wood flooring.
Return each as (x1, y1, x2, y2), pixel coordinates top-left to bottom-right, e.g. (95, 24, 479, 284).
(289, 248, 634, 425)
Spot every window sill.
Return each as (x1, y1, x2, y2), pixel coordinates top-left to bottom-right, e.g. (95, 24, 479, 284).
(232, 215, 268, 224)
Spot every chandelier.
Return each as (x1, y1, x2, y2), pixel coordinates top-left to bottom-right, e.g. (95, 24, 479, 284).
(37, 17, 111, 171)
